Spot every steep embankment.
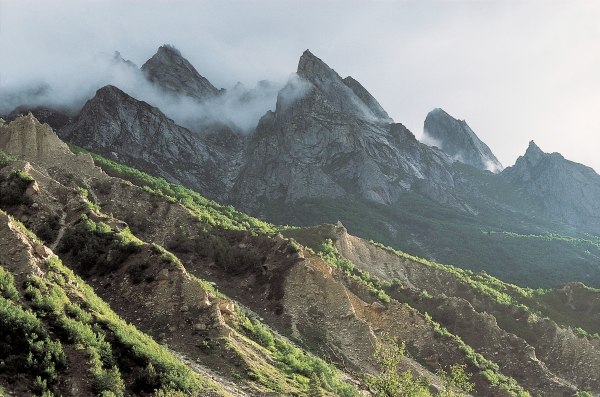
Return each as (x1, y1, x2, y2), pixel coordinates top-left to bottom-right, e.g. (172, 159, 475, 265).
(285, 224, 600, 395)
(0, 116, 360, 397)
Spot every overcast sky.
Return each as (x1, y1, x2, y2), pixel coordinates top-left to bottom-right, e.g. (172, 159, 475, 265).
(1, 0, 599, 171)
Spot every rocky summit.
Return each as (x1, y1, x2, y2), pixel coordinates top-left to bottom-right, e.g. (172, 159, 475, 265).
(424, 108, 503, 172)
(231, 51, 459, 212)
(141, 44, 223, 101)
(2, 34, 600, 396)
(502, 140, 600, 233)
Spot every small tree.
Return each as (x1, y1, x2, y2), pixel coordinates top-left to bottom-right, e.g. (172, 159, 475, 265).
(308, 374, 325, 397)
(437, 364, 474, 397)
(366, 335, 431, 397)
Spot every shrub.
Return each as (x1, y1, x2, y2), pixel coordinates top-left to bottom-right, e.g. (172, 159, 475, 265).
(0, 265, 19, 301)
(0, 169, 34, 206)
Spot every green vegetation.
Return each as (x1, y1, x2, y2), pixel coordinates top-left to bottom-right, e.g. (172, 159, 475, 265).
(0, 265, 67, 396)
(0, 266, 19, 301)
(59, 214, 144, 275)
(0, 168, 35, 206)
(21, 255, 222, 396)
(69, 144, 274, 233)
(300, 236, 529, 395)
(237, 313, 358, 396)
(268, 193, 600, 288)
(366, 335, 474, 397)
(0, 150, 15, 169)
(370, 240, 600, 338)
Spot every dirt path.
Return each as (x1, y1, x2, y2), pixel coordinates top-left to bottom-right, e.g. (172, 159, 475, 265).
(49, 210, 67, 251)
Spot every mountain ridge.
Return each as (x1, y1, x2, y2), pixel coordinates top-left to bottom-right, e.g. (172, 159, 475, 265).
(5, 46, 600, 290)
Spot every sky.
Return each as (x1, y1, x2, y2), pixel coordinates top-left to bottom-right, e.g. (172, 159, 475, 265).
(1, 0, 599, 171)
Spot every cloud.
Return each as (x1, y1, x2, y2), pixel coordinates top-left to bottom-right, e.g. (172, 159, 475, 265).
(0, 46, 283, 133)
(275, 73, 313, 113)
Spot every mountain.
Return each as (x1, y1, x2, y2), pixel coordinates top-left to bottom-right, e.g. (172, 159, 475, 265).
(503, 141, 600, 233)
(28, 46, 599, 289)
(424, 108, 503, 172)
(141, 44, 223, 101)
(5, 105, 72, 130)
(60, 84, 242, 201)
(231, 50, 462, 213)
(2, 114, 600, 396)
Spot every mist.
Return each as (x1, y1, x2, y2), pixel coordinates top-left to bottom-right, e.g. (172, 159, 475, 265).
(0, 47, 285, 133)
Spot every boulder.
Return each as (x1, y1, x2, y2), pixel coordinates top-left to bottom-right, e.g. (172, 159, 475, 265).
(218, 300, 235, 316)
(34, 243, 53, 259)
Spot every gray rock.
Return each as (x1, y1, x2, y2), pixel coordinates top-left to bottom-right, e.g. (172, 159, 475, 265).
(59, 85, 243, 201)
(230, 52, 459, 212)
(423, 108, 503, 172)
(141, 45, 222, 101)
(502, 141, 600, 233)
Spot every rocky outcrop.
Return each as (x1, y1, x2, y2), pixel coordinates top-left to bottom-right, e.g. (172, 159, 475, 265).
(141, 44, 222, 101)
(0, 113, 95, 172)
(423, 108, 503, 172)
(502, 141, 600, 233)
(59, 85, 243, 200)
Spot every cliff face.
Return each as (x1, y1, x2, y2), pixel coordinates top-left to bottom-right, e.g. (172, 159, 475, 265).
(8, 46, 600, 289)
(502, 141, 600, 233)
(424, 108, 503, 172)
(0, 113, 72, 164)
(59, 85, 243, 201)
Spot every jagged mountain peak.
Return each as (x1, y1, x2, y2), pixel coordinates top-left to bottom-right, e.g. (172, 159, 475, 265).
(95, 84, 128, 97)
(503, 139, 600, 232)
(288, 50, 390, 122)
(424, 108, 503, 172)
(141, 44, 221, 101)
(297, 49, 340, 83)
(524, 140, 545, 161)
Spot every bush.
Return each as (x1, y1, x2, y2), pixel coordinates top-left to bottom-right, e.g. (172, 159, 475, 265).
(59, 215, 143, 275)
(0, 170, 34, 206)
(0, 265, 19, 301)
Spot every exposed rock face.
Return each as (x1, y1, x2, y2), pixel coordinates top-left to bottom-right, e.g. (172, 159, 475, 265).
(230, 51, 461, 212)
(0, 113, 77, 166)
(424, 108, 503, 172)
(141, 44, 222, 101)
(60, 85, 242, 200)
(4, 114, 600, 395)
(502, 141, 600, 233)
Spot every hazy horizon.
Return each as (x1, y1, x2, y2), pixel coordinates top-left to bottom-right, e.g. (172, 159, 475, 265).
(1, 0, 599, 171)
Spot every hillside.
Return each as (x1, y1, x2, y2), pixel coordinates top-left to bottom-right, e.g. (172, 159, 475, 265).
(1, 115, 599, 396)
